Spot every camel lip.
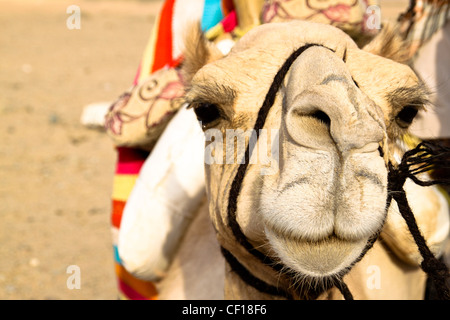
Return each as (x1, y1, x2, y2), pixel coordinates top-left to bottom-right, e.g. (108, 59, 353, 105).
(263, 226, 367, 245)
(260, 199, 386, 243)
(260, 148, 388, 242)
(264, 227, 371, 278)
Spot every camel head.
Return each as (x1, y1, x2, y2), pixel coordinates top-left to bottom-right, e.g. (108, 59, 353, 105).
(183, 21, 429, 295)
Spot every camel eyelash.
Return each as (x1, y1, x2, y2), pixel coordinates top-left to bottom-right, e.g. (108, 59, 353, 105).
(385, 84, 430, 128)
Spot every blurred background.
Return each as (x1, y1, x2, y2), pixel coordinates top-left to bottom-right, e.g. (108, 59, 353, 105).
(0, 0, 410, 300)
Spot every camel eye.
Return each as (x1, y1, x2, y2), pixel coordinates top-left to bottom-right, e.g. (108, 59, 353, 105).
(193, 103, 222, 129)
(396, 106, 418, 128)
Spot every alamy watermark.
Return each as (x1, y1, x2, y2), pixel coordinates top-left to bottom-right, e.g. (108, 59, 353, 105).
(366, 5, 381, 30)
(66, 265, 81, 289)
(366, 265, 381, 290)
(66, 5, 81, 30)
(203, 127, 280, 176)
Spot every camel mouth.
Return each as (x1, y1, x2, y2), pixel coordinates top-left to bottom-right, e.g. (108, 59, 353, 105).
(265, 228, 373, 279)
(260, 161, 388, 279)
(259, 148, 388, 242)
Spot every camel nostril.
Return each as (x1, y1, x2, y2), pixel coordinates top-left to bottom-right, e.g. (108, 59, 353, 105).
(310, 110, 331, 127)
(378, 146, 384, 158)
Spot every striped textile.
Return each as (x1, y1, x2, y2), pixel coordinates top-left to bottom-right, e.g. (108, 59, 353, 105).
(136, 0, 234, 84)
(110, 0, 233, 300)
(205, 10, 238, 40)
(111, 147, 157, 300)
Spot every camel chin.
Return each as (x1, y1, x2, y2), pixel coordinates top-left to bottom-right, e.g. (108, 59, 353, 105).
(266, 230, 370, 279)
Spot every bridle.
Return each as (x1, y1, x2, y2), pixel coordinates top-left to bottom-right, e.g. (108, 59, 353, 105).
(220, 43, 450, 300)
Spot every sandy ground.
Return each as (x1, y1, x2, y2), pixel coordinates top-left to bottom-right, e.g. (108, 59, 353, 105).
(0, 0, 424, 300)
(0, 0, 163, 300)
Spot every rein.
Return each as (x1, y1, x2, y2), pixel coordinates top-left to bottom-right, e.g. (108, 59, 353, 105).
(225, 43, 336, 299)
(387, 142, 450, 300)
(221, 43, 450, 300)
(226, 43, 320, 270)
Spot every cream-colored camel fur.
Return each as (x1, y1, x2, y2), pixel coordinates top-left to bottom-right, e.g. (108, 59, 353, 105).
(176, 21, 449, 299)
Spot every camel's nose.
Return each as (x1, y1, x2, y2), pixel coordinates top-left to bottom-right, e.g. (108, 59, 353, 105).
(283, 46, 385, 155)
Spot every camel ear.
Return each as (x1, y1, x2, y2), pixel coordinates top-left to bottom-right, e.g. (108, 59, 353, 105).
(181, 23, 224, 84)
(363, 23, 411, 64)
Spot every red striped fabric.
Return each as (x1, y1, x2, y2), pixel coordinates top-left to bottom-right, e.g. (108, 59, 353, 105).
(115, 147, 149, 175)
(151, 0, 176, 73)
(111, 147, 153, 299)
(116, 264, 158, 300)
(111, 200, 125, 229)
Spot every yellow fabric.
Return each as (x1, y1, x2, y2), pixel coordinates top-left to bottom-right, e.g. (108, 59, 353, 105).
(139, 14, 161, 83)
(112, 174, 139, 202)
